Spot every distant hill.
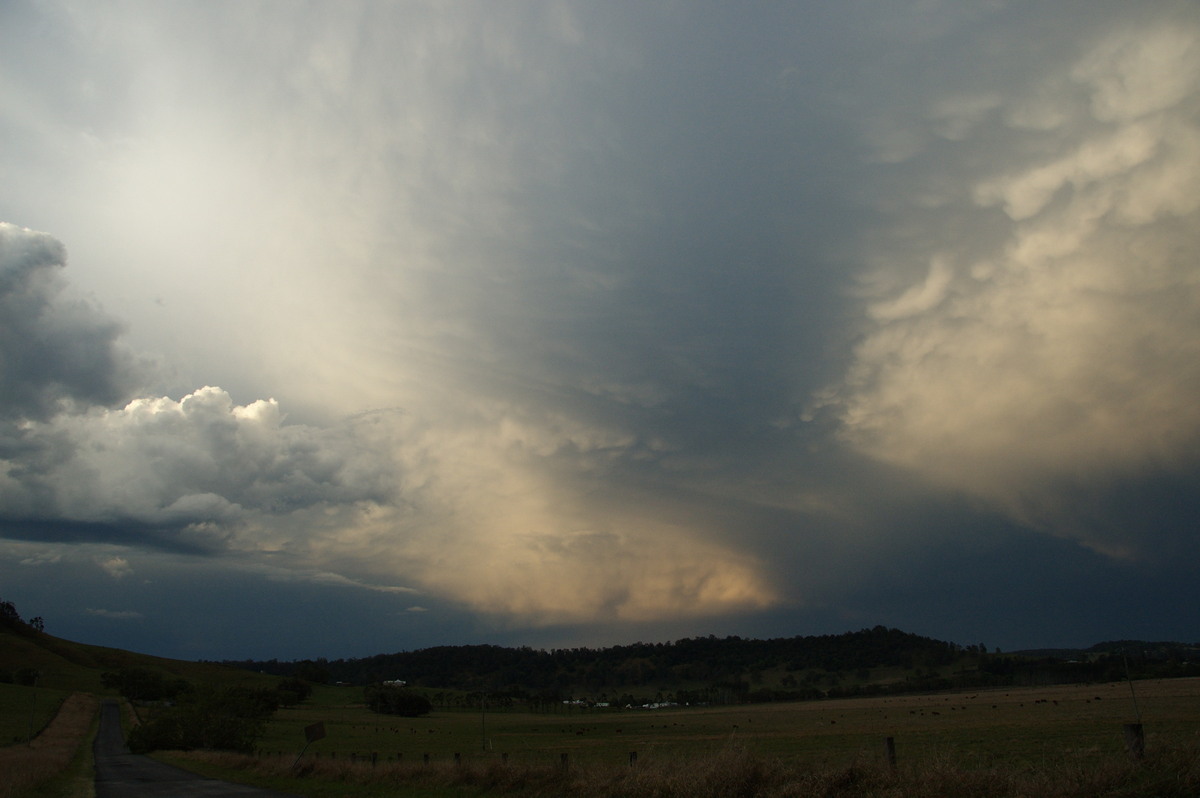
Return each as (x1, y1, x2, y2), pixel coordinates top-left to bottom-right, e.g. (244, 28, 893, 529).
(5, 592, 1197, 706)
(225, 627, 1200, 703)
(0, 601, 271, 694)
(1010, 640, 1200, 662)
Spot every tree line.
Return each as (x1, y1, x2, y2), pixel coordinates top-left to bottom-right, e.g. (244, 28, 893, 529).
(99, 667, 315, 752)
(228, 626, 964, 691)
(225, 626, 1200, 704)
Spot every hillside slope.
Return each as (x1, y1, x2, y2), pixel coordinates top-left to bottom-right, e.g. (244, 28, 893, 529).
(0, 620, 271, 694)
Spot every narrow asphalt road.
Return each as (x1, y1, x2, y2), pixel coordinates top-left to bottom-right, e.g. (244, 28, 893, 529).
(94, 701, 300, 798)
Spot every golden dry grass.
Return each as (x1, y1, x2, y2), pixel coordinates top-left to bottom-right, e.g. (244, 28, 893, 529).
(175, 735, 1200, 798)
(0, 693, 99, 798)
(252, 677, 1200, 772)
(166, 679, 1200, 797)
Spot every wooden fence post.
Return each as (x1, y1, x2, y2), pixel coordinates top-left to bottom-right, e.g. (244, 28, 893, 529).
(1123, 723, 1145, 760)
(629, 751, 638, 767)
(884, 737, 896, 771)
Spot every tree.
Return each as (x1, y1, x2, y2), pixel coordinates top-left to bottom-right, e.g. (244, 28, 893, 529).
(276, 677, 313, 706)
(1, 600, 48, 636)
(126, 686, 277, 753)
(101, 668, 191, 702)
(294, 660, 331, 685)
(364, 684, 432, 717)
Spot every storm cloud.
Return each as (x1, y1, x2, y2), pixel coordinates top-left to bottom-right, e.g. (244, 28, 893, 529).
(830, 16, 1200, 557)
(0, 224, 398, 557)
(0, 223, 140, 419)
(2, 1, 1198, 659)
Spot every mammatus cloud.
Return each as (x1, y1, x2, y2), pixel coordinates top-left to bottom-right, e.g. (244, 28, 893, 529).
(831, 22, 1200, 555)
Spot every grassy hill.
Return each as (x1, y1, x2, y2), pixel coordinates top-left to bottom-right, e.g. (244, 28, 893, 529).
(0, 623, 274, 695)
(1, 618, 282, 755)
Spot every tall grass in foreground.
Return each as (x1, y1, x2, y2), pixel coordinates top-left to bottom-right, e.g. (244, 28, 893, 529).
(0, 693, 98, 798)
(176, 738, 1200, 798)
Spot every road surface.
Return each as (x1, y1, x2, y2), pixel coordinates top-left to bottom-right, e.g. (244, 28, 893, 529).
(94, 701, 299, 798)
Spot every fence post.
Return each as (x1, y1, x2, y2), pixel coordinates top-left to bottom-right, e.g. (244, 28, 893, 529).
(560, 752, 569, 769)
(1123, 723, 1145, 760)
(884, 737, 896, 771)
(629, 751, 638, 767)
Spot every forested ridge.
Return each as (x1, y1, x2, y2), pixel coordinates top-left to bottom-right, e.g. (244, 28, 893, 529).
(224, 626, 1200, 702)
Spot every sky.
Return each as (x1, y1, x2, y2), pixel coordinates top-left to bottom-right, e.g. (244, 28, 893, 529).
(2, 0, 1199, 662)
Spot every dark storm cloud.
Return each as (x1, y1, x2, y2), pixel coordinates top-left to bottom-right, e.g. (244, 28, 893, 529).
(823, 5, 1200, 560)
(0, 518, 218, 555)
(0, 223, 141, 419)
(0, 225, 401, 558)
(1, 1, 1199, 659)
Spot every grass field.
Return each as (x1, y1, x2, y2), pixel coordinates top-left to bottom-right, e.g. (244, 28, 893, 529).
(251, 677, 1200, 771)
(0, 692, 98, 798)
(0, 627, 281, 695)
(161, 677, 1200, 797)
(5, 632, 1196, 798)
(0, 683, 71, 746)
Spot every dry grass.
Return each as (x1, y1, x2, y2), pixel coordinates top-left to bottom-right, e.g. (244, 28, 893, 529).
(0, 693, 99, 798)
(177, 736, 1200, 798)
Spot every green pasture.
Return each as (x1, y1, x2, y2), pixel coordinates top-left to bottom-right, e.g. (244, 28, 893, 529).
(0, 627, 280, 696)
(258, 678, 1200, 771)
(0, 681, 70, 746)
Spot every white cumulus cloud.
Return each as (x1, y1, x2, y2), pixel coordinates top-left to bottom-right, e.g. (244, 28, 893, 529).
(97, 556, 133, 579)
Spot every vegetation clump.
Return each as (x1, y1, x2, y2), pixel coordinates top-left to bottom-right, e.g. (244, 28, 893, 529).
(127, 685, 282, 753)
(364, 683, 433, 717)
(228, 626, 1200, 706)
(101, 666, 192, 702)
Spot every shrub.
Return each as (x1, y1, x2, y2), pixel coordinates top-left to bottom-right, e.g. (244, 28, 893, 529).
(275, 677, 313, 706)
(364, 684, 432, 717)
(100, 668, 191, 702)
(126, 686, 276, 753)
